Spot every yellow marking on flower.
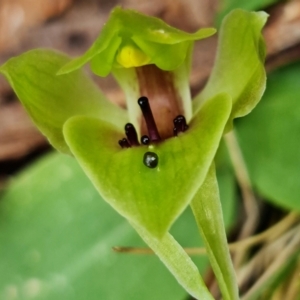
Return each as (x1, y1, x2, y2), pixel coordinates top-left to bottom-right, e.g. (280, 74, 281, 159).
(116, 44, 150, 68)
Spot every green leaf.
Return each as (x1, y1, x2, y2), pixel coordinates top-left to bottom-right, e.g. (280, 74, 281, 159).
(58, 7, 216, 75)
(131, 224, 214, 300)
(63, 93, 232, 238)
(0, 152, 208, 300)
(193, 9, 268, 130)
(0, 49, 128, 154)
(190, 164, 239, 300)
(235, 62, 300, 212)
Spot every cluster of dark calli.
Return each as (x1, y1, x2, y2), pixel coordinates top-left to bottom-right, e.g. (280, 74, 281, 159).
(118, 96, 188, 168)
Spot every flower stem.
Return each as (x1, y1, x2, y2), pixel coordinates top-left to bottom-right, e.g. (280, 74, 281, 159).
(224, 130, 260, 267)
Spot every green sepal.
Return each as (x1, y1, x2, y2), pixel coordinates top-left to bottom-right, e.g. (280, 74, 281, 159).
(193, 9, 268, 130)
(0, 49, 128, 154)
(90, 35, 122, 76)
(58, 7, 216, 75)
(191, 164, 239, 300)
(63, 93, 232, 237)
(131, 223, 214, 300)
(57, 11, 121, 76)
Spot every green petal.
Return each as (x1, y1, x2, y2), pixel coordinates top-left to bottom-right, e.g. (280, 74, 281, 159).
(58, 7, 216, 75)
(0, 49, 128, 154)
(63, 93, 232, 237)
(90, 35, 122, 77)
(57, 11, 121, 75)
(113, 8, 216, 44)
(114, 8, 216, 44)
(193, 9, 268, 130)
(191, 164, 239, 300)
(132, 38, 190, 70)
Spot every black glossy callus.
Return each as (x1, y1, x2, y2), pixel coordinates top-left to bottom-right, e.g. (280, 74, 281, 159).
(143, 152, 159, 168)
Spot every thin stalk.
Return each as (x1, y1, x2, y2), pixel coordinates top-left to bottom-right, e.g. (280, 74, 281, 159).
(283, 258, 300, 300)
(239, 225, 300, 300)
(113, 212, 299, 255)
(224, 130, 260, 267)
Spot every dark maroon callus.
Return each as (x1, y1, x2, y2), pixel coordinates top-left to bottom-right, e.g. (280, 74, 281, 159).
(138, 97, 161, 142)
(125, 123, 139, 146)
(173, 115, 189, 136)
(118, 138, 131, 148)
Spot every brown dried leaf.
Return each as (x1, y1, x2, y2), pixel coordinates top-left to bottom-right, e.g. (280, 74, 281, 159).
(0, 0, 73, 52)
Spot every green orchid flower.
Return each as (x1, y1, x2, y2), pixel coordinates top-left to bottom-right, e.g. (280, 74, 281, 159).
(0, 7, 268, 300)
